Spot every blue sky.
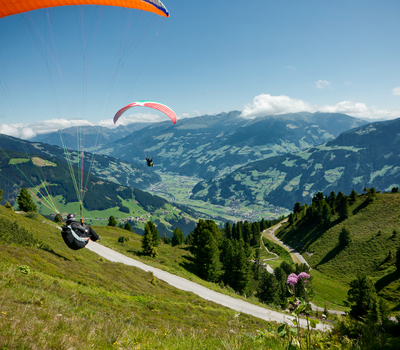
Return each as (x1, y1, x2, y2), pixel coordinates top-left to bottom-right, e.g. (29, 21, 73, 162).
(1, 0, 400, 138)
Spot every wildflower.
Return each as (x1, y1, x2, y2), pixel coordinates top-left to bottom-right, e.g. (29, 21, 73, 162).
(287, 273, 298, 286)
(298, 272, 310, 282)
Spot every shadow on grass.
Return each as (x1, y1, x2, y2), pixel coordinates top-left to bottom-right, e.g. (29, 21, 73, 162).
(352, 200, 369, 216)
(375, 270, 400, 292)
(43, 248, 71, 261)
(179, 255, 197, 275)
(315, 245, 343, 268)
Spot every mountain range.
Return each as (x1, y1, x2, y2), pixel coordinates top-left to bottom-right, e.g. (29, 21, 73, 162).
(98, 111, 368, 179)
(0, 134, 160, 190)
(190, 117, 400, 210)
(30, 123, 153, 152)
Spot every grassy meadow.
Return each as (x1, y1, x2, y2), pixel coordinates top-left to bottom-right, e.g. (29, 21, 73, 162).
(0, 205, 302, 350)
(276, 192, 400, 312)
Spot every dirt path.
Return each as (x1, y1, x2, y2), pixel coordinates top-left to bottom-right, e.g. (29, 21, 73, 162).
(262, 220, 345, 316)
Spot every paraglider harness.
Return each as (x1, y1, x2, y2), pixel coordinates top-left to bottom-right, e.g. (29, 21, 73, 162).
(61, 215, 91, 250)
(145, 156, 153, 167)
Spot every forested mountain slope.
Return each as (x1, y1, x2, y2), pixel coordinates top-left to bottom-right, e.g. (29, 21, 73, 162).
(30, 123, 152, 152)
(276, 191, 400, 311)
(191, 118, 400, 209)
(99, 112, 367, 179)
(0, 133, 160, 190)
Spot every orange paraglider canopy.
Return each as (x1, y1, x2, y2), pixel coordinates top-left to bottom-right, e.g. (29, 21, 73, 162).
(0, 0, 170, 18)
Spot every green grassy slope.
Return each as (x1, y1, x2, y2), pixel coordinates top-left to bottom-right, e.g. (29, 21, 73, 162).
(0, 206, 282, 350)
(276, 192, 400, 311)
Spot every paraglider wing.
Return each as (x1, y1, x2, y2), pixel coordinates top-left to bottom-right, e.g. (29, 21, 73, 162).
(0, 0, 170, 18)
(113, 100, 177, 124)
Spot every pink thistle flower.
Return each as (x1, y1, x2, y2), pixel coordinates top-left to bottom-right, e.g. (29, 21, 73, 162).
(287, 273, 298, 286)
(298, 272, 310, 284)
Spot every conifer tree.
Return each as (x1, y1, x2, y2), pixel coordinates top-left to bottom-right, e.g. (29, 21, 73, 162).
(221, 239, 235, 286)
(17, 187, 37, 212)
(0, 187, 3, 202)
(108, 216, 117, 227)
(350, 189, 358, 203)
(124, 222, 132, 232)
(348, 274, 378, 321)
(163, 234, 171, 244)
(230, 240, 252, 295)
(251, 221, 260, 246)
(258, 271, 279, 304)
(225, 222, 232, 239)
(259, 218, 266, 232)
(336, 191, 349, 219)
(242, 221, 251, 243)
(171, 227, 184, 246)
(195, 229, 221, 282)
(320, 201, 331, 227)
(237, 221, 243, 240)
(142, 221, 157, 257)
(252, 248, 262, 280)
(232, 223, 238, 240)
(273, 266, 289, 306)
(146, 221, 160, 247)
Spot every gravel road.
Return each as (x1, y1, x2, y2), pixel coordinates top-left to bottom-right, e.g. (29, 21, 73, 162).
(86, 240, 332, 331)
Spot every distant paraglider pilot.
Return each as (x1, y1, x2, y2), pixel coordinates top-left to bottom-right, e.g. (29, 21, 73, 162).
(61, 214, 102, 250)
(145, 156, 153, 167)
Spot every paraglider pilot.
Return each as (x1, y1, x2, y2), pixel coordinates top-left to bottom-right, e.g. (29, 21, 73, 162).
(61, 214, 102, 250)
(145, 157, 153, 167)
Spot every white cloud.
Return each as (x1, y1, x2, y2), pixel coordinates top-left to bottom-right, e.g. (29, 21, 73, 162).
(315, 80, 330, 89)
(241, 94, 314, 118)
(392, 86, 400, 95)
(241, 93, 400, 120)
(0, 118, 95, 139)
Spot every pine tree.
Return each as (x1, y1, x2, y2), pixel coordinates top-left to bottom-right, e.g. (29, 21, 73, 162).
(350, 189, 358, 203)
(336, 191, 349, 220)
(232, 223, 238, 240)
(225, 222, 232, 239)
(221, 239, 235, 287)
(163, 234, 171, 244)
(259, 218, 266, 232)
(171, 227, 184, 246)
(108, 216, 117, 227)
(348, 275, 378, 321)
(142, 222, 157, 257)
(146, 221, 160, 247)
(229, 240, 252, 295)
(17, 187, 37, 212)
(258, 271, 279, 304)
(124, 223, 132, 232)
(195, 229, 221, 282)
(0, 187, 3, 202)
(251, 221, 260, 246)
(242, 221, 251, 243)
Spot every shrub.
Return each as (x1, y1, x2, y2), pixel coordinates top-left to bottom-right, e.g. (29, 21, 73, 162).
(339, 226, 351, 247)
(4, 201, 13, 210)
(118, 236, 129, 243)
